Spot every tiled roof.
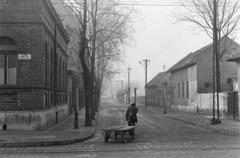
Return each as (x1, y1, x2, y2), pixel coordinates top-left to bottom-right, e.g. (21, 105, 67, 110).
(168, 36, 240, 72)
(146, 72, 170, 87)
(168, 43, 212, 72)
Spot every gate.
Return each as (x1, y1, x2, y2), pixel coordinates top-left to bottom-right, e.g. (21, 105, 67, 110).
(227, 92, 239, 119)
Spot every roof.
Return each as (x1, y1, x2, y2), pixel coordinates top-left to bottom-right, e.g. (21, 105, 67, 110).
(168, 36, 240, 72)
(146, 72, 170, 88)
(168, 43, 212, 72)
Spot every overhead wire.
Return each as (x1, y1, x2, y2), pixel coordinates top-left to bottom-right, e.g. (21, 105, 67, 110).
(51, 0, 187, 7)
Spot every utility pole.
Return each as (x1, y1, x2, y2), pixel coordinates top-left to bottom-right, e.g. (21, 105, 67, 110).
(163, 82, 167, 114)
(134, 88, 137, 104)
(212, 0, 221, 124)
(163, 64, 166, 72)
(127, 67, 131, 104)
(121, 80, 124, 103)
(140, 59, 150, 110)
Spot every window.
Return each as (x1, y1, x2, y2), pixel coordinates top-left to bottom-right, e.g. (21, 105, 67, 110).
(205, 82, 210, 88)
(7, 54, 17, 84)
(0, 37, 17, 85)
(178, 83, 180, 98)
(58, 57, 61, 88)
(50, 48, 54, 88)
(0, 54, 17, 84)
(182, 82, 184, 98)
(0, 55, 5, 84)
(187, 81, 189, 98)
(227, 78, 232, 84)
(51, 93, 53, 105)
(45, 42, 48, 87)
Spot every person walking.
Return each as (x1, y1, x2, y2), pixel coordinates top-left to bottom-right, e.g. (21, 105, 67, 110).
(126, 103, 138, 126)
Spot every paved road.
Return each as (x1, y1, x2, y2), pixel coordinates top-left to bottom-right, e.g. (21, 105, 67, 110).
(1, 100, 240, 158)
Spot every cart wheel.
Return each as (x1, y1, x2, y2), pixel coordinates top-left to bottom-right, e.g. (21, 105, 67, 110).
(123, 132, 128, 143)
(104, 133, 109, 143)
(114, 131, 118, 140)
(104, 137, 109, 143)
(131, 133, 134, 140)
(123, 138, 128, 143)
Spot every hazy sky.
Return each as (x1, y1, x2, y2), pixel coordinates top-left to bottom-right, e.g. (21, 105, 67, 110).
(109, 0, 240, 96)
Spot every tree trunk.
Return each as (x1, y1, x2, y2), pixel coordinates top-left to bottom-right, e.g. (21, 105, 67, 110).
(79, 0, 92, 127)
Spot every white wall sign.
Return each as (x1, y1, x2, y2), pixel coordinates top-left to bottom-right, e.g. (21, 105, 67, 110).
(18, 54, 31, 60)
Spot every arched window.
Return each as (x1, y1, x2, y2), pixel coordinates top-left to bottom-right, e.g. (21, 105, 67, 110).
(45, 42, 48, 87)
(0, 36, 17, 85)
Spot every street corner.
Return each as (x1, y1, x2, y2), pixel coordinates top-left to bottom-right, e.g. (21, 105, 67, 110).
(0, 127, 96, 148)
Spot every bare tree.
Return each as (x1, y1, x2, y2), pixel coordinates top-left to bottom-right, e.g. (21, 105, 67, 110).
(60, 0, 134, 126)
(178, 0, 240, 59)
(178, 0, 240, 122)
(179, 0, 240, 38)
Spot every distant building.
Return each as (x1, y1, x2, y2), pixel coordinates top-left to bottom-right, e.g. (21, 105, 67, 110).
(0, 0, 70, 130)
(168, 37, 240, 115)
(146, 72, 171, 108)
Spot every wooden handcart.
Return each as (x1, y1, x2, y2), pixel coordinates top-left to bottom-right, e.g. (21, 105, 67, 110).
(102, 126, 135, 143)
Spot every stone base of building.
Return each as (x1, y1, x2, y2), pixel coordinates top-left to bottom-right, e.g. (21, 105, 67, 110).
(0, 104, 69, 131)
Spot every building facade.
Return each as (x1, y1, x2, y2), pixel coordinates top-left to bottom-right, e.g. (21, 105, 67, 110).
(0, 0, 70, 130)
(146, 72, 171, 108)
(168, 37, 240, 114)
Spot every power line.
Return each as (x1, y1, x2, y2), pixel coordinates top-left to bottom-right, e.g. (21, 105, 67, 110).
(118, 3, 183, 6)
(52, 2, 187, 7)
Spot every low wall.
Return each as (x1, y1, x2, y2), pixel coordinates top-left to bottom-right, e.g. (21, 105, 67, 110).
(171, 92, 228, 115)
(0, 104, 69, 131)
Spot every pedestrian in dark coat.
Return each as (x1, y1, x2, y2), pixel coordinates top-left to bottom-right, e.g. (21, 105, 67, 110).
(126, 103, 138, 126)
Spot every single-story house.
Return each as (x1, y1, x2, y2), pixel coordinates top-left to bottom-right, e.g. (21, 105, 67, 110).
(168, 37, 240, 115)
(146, 72, 171, 108)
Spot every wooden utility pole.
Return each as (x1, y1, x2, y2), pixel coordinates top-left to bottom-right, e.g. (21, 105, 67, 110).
(163, 82, 167, 114)
(134, 88, 137, 104)
(140, 59, 150, 110)
(121, 80, 124, 103)
(163, 64, 166, 72)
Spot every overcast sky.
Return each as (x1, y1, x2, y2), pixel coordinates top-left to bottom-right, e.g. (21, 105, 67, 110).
(108, 0, 240, 96)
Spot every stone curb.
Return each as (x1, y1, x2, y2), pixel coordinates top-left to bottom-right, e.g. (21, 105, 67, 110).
(166, 115, 240, 137)
(0, 129, 96, 148)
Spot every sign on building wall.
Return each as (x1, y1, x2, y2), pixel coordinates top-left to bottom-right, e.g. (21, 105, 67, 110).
(18, 54, 31, 60)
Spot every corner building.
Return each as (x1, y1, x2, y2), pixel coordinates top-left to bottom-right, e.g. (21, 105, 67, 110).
(0, 0, 70, 130)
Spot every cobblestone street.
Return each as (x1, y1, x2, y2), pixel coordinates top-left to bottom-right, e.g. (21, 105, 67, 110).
(0, 100, 240, 158)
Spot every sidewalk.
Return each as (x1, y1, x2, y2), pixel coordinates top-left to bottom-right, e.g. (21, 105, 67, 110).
(0, 108, 96, 147)
(146, 106, 240, 137)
